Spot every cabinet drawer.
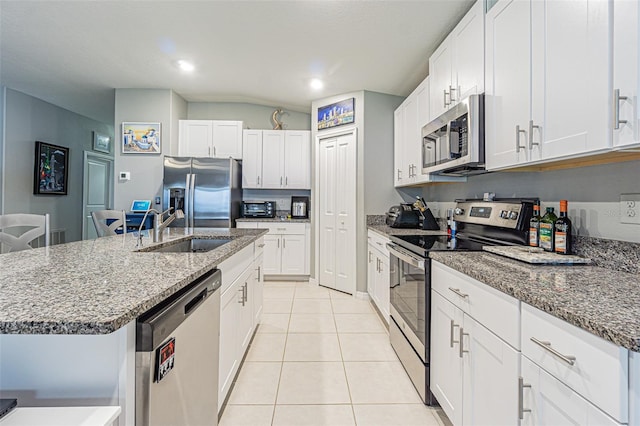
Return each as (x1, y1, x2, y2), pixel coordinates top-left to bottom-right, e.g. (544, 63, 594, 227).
(218, 244, 253, 293)
(431, 261, 520, 349)
(522, 303, 628, 423)
(258, 222, 306, 234)
(235, 222, 258, 229)
(367, 229, 390, 257)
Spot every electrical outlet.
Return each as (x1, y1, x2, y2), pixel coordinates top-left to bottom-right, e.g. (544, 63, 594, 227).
(620, 194, 640, 224)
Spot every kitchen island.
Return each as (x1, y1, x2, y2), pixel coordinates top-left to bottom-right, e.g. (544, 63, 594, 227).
(0, 227, 267, 425)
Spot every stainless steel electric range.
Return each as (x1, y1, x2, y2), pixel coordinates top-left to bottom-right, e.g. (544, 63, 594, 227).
(387, 198, 536, 405)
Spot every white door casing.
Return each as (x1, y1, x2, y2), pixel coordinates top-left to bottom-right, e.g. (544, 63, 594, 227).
(82, 151, 114, 240)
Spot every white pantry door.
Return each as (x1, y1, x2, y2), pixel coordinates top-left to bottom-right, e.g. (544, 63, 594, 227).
(318, 132, 356, 294)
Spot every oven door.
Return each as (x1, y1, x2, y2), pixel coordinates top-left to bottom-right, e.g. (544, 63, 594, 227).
(387, 243, 428, 362)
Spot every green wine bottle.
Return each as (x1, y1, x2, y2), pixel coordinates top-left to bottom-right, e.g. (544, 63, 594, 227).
(539, 207, 557, 252)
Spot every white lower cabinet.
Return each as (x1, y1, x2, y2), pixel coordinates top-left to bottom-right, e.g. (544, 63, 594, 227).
(218, 241, 263, 413)
(367, 230, 390, 323)
(521, 355, 622, 426)
(431, 288, 518, 426)
(237, 222, 310, 276)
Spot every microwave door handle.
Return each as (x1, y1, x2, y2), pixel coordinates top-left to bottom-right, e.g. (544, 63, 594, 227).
(449, 121, 461, 157)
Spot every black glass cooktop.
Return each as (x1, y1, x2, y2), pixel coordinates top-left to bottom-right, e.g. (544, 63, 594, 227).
(390, 234, 493, 257)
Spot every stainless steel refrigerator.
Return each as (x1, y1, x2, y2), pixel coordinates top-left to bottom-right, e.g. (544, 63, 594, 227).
(163, 157, 242, 228)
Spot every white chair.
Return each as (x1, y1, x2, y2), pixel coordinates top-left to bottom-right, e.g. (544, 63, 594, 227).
(91, 210, 127, 237)
(0, 213, 50, 253)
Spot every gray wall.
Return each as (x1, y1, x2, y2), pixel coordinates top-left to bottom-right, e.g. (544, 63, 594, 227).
(188, 102, 311, 130)
(1, 87, 5, 213)
(113, 89, 187, 211)
(422, 160, 640, 243)
(2, 88, 114, 242)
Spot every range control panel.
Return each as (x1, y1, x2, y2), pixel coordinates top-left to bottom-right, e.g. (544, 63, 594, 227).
(453, 200, 533, 230)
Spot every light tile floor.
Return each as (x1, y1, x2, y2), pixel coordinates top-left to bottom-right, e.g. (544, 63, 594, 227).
(220, 281, 446, 426)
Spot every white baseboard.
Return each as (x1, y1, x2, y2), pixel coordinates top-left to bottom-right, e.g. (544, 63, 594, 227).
(355, 291, 370, 301)
(308, 277, 318, 286)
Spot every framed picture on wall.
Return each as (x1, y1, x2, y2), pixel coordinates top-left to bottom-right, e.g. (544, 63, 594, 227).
(317, 98, 355, 131)
(122, 122, 161, 154)
(93, 131, 111, 154)
(34, 141, 69, 195)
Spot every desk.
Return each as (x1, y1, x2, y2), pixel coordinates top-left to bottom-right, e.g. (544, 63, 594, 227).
(124, 213, 154, 232)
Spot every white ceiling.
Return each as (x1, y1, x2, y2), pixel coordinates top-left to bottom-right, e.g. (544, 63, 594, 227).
(0, 0, 474, 124)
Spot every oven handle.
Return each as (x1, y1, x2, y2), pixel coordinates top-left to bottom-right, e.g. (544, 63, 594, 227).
(386, 243, 425, 269)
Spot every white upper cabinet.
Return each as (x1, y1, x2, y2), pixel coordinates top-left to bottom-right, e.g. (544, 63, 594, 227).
(613, 0, 640, 149)
(486, 0, 611, 170)
(242, 130, 311, 189)
(179, 120, 243, 158)
(241, 130, 263, 188)
(430, 0, 484, 121)
(393, 108, 405, 186)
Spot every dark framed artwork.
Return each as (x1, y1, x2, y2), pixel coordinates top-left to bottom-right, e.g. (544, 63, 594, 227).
(317, 98, 355, 131)
(34, 141, 69, 195)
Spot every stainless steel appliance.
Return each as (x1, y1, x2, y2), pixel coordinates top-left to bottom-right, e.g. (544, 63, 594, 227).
(387, 199, 535, 405)
(242, 201, 276, 218)
(136, 269, 221, 426)
(421, 94, 485, 176)
(163, 157, 242, 228)
(291, 196, 309, 219)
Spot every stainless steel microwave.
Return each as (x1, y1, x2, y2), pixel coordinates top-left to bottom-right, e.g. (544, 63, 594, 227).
(421, 94, 485, 176)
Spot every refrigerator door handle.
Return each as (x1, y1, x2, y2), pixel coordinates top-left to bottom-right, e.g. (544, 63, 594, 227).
(189, 173, 196, 228)
(184, 173, 192, 226)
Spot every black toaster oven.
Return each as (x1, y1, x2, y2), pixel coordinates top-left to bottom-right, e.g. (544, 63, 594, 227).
(242, 201, 276, 218)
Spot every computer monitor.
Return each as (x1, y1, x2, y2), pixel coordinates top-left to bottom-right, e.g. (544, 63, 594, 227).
(131, 200, 152, 213)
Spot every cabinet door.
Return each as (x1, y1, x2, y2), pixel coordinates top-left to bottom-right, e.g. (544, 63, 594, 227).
(402, 92, 419, 183)
(485, 0, 532, 170)
(393, 108, 405, 186)
(375, 251, 390, 323)
(261, 131, 285, 188)
(281, 234, 306, 275)
(452, 0, 485, 101)
(239, 266, 255, 354)
(521, 356, 622, 426)
(262, 234, 281, 275)
(532, 0, 610, 160)
(613, 0, 640, 148)
(430, 290, 463, 426)
(367, 244, 377, 304)
(242, 130, 263, 188)
(283, 131, 311, 189)
(179, 120, 213, 157)
(462, 315, 519, 426)
(429, 36, 454, 121)
(219, 281, 242, 410)
(212, 120, 243, 159)
(253, 254, 264, 326)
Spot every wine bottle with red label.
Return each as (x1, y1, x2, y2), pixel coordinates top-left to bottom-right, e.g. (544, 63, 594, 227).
(554, 200, 573, 255)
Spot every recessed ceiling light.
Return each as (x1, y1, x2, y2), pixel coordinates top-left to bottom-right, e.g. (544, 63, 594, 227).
(310, 78, 324, 90)
(177, 60, 194, 72)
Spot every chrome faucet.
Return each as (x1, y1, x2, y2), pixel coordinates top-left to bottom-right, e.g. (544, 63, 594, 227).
(136, 207, 185, 246)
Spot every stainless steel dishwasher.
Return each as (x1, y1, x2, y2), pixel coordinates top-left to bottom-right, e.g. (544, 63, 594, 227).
(136, 268, 221, 426)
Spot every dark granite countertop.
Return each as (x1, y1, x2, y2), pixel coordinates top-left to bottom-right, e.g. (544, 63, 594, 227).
(0, 228, 267, 335)
(429, 251, 640, 352)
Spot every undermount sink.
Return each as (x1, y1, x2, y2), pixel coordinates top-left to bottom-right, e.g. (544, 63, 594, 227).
(140, 238, 230, 253)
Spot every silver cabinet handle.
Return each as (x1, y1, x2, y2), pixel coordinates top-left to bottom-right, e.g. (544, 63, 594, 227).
(448, 287, 469, 299)
(258, 243, 265, 248)
(238, 286, 245, 305)
(277, 239, 280, 248)
(397, 169, 402, 180)
(280, 176, 283, 186)
(443, 89, 450, 107)
(257, 175, 260, 185)
(277, 227, 286, 231)
(285, 176, 288, 186)
(244, 282, 248, 302)
(283, 238, 286, 249)
(516, 125, 526, 152)
(459, 327, 469, 358)
(213, 146, 217, 157)
(518, 377, 532, 420)
(530, 337, 576, 365)
(614, 89, 629, 130)
(369, 251, 373, 263)
(208, 146, 211, 156)
(528, 120, 540, 148)
(449, 85, 457, 103)
(450, 320, 460, 348)
(376, 258, 380, 272)
(379, 260, 383, 273)
(257, 266, 261, 281)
